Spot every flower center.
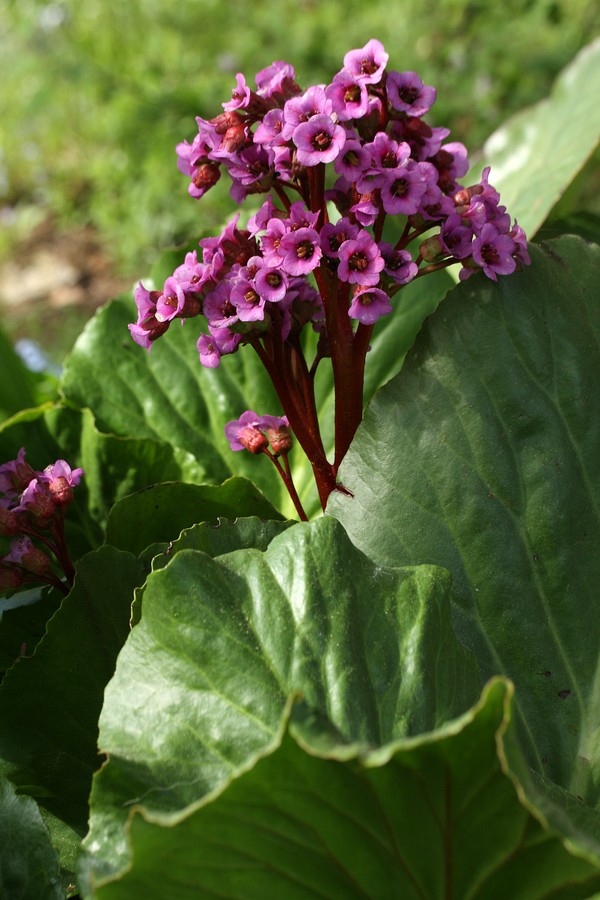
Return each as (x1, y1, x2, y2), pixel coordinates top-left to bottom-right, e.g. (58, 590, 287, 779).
(349, 252, 368, 271)
(399, 85, 419, 105)
(297, 240, 315, 260)
(312, 131, 333, 151)
(391, 178, 409, 197)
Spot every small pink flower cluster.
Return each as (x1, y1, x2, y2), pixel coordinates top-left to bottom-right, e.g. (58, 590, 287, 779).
(225, 412, 306, 518)
(0, 449, 83, 596)
(225, 411, 292, 456)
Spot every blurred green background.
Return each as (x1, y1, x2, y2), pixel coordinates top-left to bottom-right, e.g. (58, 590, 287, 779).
(0, 0, 599, 362)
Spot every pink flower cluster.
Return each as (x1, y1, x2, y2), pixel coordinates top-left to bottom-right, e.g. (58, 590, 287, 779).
(0, 449, 83, 595)
(128, 39, 530, 514)
(129, 38, 529, 363)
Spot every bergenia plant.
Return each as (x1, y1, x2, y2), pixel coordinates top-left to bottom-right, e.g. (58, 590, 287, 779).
(2, 35, 600, 900)
(129, 38, 529, 516)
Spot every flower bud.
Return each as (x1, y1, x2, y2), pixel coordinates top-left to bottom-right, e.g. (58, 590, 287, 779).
(21, 546, 52, 576)
(419, 235, 445, 263)
(47, 476, 74, 506)
(0, 506, 22, 536)
(193, 162, 221, 193)
(0, 448, 36, 495)
(210, 111, 247, 153)
(5, 536, 51, 575)
(42, 460, 84, 505)
(17, 479, 56, 523)
(267, 427, 293, 456)
(239, 426, 269, 454)
(0, 564, 24, 591)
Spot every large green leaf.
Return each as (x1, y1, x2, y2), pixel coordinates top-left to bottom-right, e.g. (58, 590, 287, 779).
(105, 477, 284, 556)
(89, 681, 600, 900)
(0, 587, 62, 678)
(0, 775, 63, 900)
(0, 547, 145, 887)
(329, 236, 600, 801)
(132, 516, 295, 625)
(60, 297, 285, 507)
(139, 515, 294, 574)
(476, 37, 600, 238)
(79, 516, 478, 891)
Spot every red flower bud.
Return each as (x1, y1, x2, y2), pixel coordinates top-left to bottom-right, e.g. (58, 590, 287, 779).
(266, 427, 293, 456)
(239, 427, 269, 454)
(0, 565, 24, 591)
(419, 235, 445, 263)
(0, 506, 21, 536)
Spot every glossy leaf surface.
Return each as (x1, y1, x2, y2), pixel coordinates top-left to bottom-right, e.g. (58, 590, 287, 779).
(329, 236, 600, 799)
(79, 516, 478, 890)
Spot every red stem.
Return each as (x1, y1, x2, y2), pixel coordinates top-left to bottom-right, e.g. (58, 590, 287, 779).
(265, 450, 308, 521)
(249, 335, 336, 508)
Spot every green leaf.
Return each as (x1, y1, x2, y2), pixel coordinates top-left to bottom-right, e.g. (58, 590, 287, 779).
(144, 515, 294, 570)
(88, 681, 600, 900)
(536, 210, 600, 246)
(105, 477, 285, 556)
(477, 37, 600, 238)
(0, 588, 62, 678)
(60, 297, 286, 508)
(329, 235, 600, 800)
(0, 547, 145, 885)
(79, 516, 478, 890)
(132, 516, 295, 625)
(0, 775, 63, 900)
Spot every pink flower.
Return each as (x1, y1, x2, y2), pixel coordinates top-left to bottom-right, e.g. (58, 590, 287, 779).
(128, 283, 170, 350)
(337, 230, 384, 286)
(281, 86, 332, 141)
(5, 536, 51, 575)
(41, 460, 84, 505)
(325, 72, 369, 121)
(0, 448, 36, 497)
(343, 39, 389, 85)
(387, 71, 436, 117)
(293, 115, 346, 166)
(320, 218, 360, 258)
(279, 227, 322, 276)
(472, 223, 517, 281)
(197, 325, 240, 368)
(225, 412, 292, 456)
(15, 479, 56, 523)
(348, 287, 392, 324)
(259, 415, 292, 455)
(380, 162, 429, 216)
(225, 411, 269, 454)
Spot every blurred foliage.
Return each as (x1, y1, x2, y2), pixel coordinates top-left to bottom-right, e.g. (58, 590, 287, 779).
(0, 0, 598, 277)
